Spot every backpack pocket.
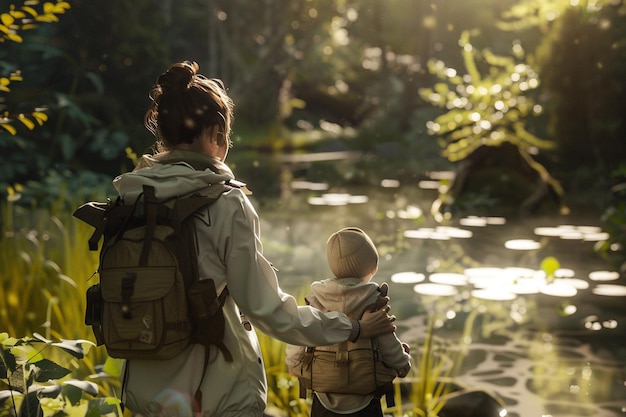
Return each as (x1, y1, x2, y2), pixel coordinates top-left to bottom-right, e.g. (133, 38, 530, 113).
(99, 266, 191, 360)
(188, 279, 225, 344)
(187, 279, 233, 361)
(85, 284, 103, 326)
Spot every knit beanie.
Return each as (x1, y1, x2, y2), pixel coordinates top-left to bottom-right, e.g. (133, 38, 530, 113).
(326, 227, 379, 278)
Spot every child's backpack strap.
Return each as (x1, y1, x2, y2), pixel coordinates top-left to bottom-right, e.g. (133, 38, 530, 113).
(371, 337, 395, 408)
(298, 346, 316, 399)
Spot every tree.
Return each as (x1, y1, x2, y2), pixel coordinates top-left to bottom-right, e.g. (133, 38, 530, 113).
(419, 30, 568, 219)
(0, 0, 69, 135)
(497, 0, 626, 207)
(535, 2, 626, 179)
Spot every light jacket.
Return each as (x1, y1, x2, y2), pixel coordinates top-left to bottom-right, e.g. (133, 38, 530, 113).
(113, 150, 358, 417)
(285, 278, 411, 414)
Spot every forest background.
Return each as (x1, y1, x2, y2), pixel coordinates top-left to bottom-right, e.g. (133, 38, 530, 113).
(1, 0, 625, 219)
(1, 1, 626, 415)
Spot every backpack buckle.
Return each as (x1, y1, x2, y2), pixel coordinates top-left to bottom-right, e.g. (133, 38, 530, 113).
(336, 350, 349, 363)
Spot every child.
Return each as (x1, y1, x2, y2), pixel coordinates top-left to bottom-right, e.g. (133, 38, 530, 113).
(286, 227, 411, 417)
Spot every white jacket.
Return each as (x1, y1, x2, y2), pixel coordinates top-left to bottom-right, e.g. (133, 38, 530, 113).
(113, 151, 357, 417)
(285, 278, 411, 414)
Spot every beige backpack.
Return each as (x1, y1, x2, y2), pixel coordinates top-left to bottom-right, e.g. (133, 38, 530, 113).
(290, 330, 397, 406)
(74, 179, 242, 409)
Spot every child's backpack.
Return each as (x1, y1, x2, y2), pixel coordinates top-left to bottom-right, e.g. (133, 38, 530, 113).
(73, 180, 240, 371)
(290, 332, 397, 406)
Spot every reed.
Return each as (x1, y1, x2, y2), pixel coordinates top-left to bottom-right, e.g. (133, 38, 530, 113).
(1, 199, 120, 398)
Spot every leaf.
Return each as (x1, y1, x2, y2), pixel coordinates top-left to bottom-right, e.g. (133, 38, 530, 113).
(434, 82, 450, 95)
(7, 33, 23, 43)
(0, 389, 23, 402)
(51, 339, 95, 358)
(1, 13, 14, 26)
(59, 132, 76, 160)
(36, 15, 59, 23)
(0, 347, 17, 377)
(63, 380, 98, 396)
(32, 333, 52, 344)
(32, 359, 71, 382)
(84, 403, 103, 417)
(18, 392, 41, 417)
(540, 256, 560, 279)
(103, 357, 124, 377)
(28, 383, 62, 398)
(65, 401, 91, 417)
(17, 115, 35, 130)
(86, 397, 122, 416)
(9, 11, 26, 19)
(32, 111, 48, 124)
(10, 344, 44, 364)
(21, 6, 38, 18)
(84, 72, 104, 94)
(0, 334, 19, 347)
(61, 384, 83, 406)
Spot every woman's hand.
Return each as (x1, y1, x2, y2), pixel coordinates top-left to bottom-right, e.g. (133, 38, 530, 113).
(359, 283, 396, 338)
(359, 308, 396, 338)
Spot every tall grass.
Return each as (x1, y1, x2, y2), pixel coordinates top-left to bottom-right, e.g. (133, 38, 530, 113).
(1, 198, 119, 397)
(257, 331, 310, 417)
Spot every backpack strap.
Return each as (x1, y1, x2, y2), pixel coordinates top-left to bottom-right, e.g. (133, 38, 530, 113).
(192, 283, 231, 412)
(73, 198, 132, 251)
(298, 346, 315, 399)
(370, 337, 396, 408)
(139, 185, 159, 266)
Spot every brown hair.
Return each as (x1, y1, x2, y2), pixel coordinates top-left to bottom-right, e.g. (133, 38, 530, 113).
(144, 61, 234, 152)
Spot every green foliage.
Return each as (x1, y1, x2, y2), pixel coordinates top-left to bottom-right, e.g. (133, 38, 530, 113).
(534, 2, 626, 178)
(597, 165, 626, 271)
(0, 197, 120, 407)
(419, 30, 554, 163)
(419, 30, 569, 218)
(0, 333, 122, 417)
(540, 256, 561, 283)
(256, 331, 309, 417)
(0, 200, 99, 338)
(0, 0, 127, 205)
(0, 0, 69, 135)
(497, 0, 618, 32)
(403, 316, 456, 417)
(0, 0, 159, 203)
(0, 0, 70, 43)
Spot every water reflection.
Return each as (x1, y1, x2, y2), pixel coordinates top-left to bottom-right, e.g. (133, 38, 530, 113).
(534, 225, 610, 242)
(404, 226, 473, 240)
(592, 285, 626, 296)
(589, 271, 621, 282)
(307, 193, 369, 206)
(390, 271, 425, 284)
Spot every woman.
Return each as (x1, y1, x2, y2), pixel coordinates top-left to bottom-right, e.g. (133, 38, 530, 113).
(113, 61, 395, 417)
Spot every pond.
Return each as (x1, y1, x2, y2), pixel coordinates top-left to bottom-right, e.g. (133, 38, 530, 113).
(253, 178, 626, 417)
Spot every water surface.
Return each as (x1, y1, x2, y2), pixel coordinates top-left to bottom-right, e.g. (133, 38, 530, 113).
(255, 184, 626, 417)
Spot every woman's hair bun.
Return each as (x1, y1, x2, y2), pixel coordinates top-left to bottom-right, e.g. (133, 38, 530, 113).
(158, 61, 199, 94)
